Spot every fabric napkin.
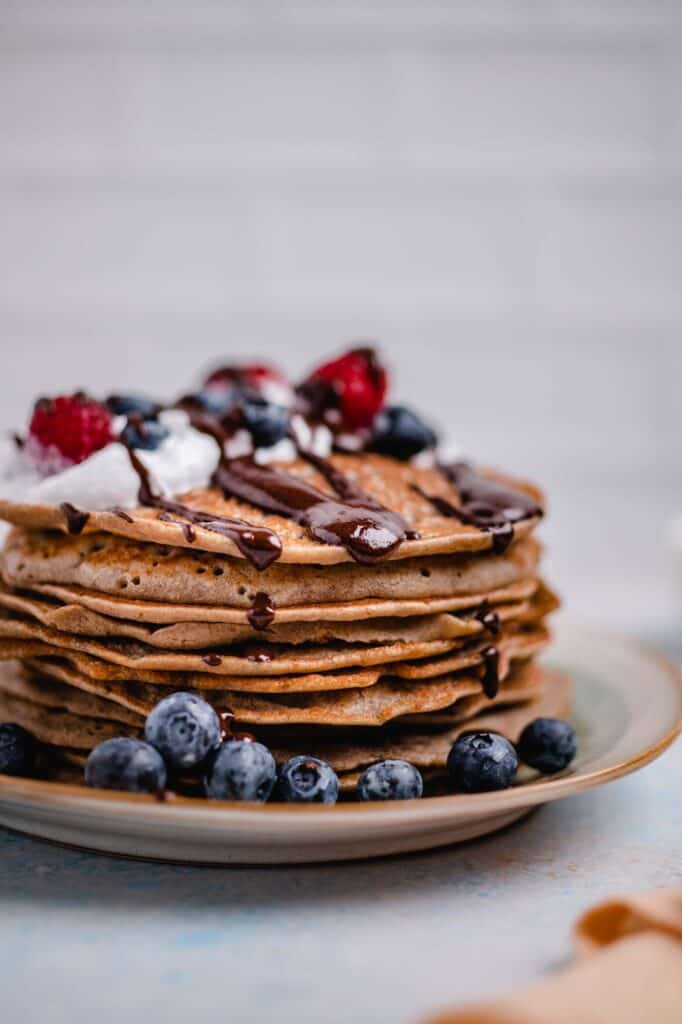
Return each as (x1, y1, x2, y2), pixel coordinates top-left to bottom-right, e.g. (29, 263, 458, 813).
(424, 887, 682, 1024)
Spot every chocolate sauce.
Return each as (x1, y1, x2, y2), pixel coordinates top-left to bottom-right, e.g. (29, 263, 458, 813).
(157, 511, 196, 545)
(481, 645, 500, 699)
(417, 462, 542, 554)
(217, 707, 255, 743)
(121, 444, 282, 571)
(203, 653, 222, 667)
(110, 507, 134, 523)
(245, 644, 273, 664)
(248, 591, 276, 631)
(474, 601, 500, 636)
(214, 454, 415, 564)
(60, 502, 90, 535)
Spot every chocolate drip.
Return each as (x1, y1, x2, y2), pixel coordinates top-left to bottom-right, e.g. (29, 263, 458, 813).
(110, 507, 134, 523)
(474, 601, 500, 636)
(417, 462, 542, 554)
(248, 592, 276, 631)
(214, 454, 415, 564)
(245, 644, 273, 664)
(121, 444, 282, 571)
(157, 511, 196, 545)
(217, 707, 255, 743)
(481, 645, 500, 699)
(203, 654, 222, 667)
(60, 502, 90, 535)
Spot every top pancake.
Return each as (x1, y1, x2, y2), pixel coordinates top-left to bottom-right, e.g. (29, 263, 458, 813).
(0, 454, 543, 565)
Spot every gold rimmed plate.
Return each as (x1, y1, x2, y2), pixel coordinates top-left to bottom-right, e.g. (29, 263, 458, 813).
(0, 620, 680, 864)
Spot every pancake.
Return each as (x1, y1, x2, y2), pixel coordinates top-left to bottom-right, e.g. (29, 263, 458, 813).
(0, 456, 543, 564)
(0, 622, 548, 694)
(1, 527, 541, 609)
(0, 582, 530, 648)
(23, 577, 539, 625)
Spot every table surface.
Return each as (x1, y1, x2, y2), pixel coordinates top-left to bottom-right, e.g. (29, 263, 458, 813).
(3, 641, 682, 1024)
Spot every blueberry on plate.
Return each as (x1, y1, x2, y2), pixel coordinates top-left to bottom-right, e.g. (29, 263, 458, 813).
(85, 738, 166, 794)
(205, 739, 277, 802)
(278, 755, 339, 804)
(241, 397, 290, 448)
(106, 393, 160, 419)
(518, 717, 578, 774)
(447, 732, 518, 793)
(358, 759, 423, 801)
(0, 723, 36, 777)
(370, 405, 437, 460)
(145, 692, 222, 770)
(120, 417, 170, 451)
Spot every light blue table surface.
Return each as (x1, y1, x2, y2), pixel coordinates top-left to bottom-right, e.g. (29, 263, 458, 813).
(3, 641, 681, 1024)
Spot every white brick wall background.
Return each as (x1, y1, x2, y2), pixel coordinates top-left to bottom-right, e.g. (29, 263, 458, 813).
(0, 1, 681, 633)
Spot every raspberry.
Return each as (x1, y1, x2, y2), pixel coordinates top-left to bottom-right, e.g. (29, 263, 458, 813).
(308, 347, 387, 429)
(28, 394, 114, 468)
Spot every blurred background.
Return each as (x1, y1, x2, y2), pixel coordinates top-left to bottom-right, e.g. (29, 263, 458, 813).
(0, 1, 680, 636)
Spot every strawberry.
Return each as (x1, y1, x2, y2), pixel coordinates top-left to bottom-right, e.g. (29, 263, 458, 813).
(28, 394, 114, 468)
(307, 347, 387, 429)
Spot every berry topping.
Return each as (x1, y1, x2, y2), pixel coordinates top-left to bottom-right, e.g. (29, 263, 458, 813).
(370, 405, 437, 460)
(205, 739, 277, 802)
(358, 759, 423, 801)
(518, 717, 578, 774)
(241, 397, 290, 448)
(85, 738, 167, 794)
(0, 723, 36, 777)
(28, 394, 114, 468)
(145, 692, 222, 770)
(277, 755, 339, 804)
(204, 363, 292, 406)
(447, 732, 518, 793)
(120, 416, 170, 452)
(305, 347, 387, 429)
(106, 393, 160, 419)
(192, 385, 241, 416)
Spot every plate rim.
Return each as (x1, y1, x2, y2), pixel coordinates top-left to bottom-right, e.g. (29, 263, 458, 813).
(0, 620, 681, 825)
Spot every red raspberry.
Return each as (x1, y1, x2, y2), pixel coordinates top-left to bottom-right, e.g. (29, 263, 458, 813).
(28, 394, 114, 467)
(308, 347, 387, 429)
(204, 363, 287, 391)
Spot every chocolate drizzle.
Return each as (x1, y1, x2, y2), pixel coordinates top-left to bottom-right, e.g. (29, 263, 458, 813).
(481, 645, 500, 699)
(121, 443, 282, 571)
(217, 707, 254, 743)
(110, 507, 134, 523)
(60, 502, 90, 535)
(214, 452, 416, 564)
(474, 601, 500, 636)
(418, 462, 542, 554)
(248, 592, 276, 631)
(203, 653, 222, 667)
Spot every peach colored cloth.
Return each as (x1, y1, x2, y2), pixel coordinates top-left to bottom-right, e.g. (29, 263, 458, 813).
(425, 888, 682, 1024)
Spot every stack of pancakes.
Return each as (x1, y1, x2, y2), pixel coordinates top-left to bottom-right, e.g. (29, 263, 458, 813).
(0, 453, 564, 792)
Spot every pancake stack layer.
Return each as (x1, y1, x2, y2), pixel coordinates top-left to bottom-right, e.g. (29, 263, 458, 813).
(0, 448, 563, 793)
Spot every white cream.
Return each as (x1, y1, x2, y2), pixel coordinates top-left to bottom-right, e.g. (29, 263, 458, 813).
(0, 410, 221, 509)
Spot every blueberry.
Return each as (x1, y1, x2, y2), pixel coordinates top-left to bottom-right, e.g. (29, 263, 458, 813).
(358, 759, 423, 801)
(85, 738, 166, 794)
(241, 397, 290, 448)
(447, 732, 518, 793)
(106, 393, 160, 419)
(518, 718, 578, 774)
(195, 385, 240, 416)
(371, 405, 437, 460)
(205, 739, 277, 802)
(145, 692, 222, 770)
(278, 755, 339, 804)
(0, 723, 36, 777)
(120, 417, 169, 451)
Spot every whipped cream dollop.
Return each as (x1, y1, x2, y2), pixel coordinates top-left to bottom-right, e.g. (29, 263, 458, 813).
(0, 410, 336, 510)
(0, 410, 221, 510)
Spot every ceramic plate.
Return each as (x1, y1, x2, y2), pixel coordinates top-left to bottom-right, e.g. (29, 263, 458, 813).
(0, 620, 680, 864)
